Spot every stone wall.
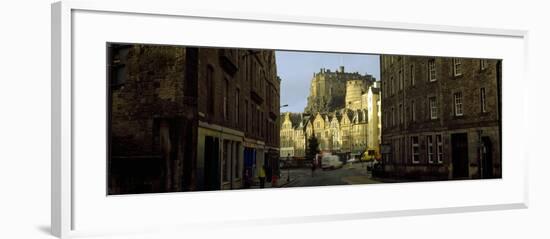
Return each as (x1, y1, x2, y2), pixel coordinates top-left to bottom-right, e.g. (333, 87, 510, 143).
(380, 55, 501, 180)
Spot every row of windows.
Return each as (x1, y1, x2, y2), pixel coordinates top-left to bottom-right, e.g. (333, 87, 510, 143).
(411, 135, 444, 164)
(383, 88, 488, 128)
(206, 64, 276, 143)
(388, 135, 444, 165)
(382, 58, 490, 98)
(222, 140, 242, 182)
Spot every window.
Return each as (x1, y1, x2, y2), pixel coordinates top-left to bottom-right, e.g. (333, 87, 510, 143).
(256, 106, 263, 136)
(410, 64, 415, 86)
(399, 104, 403, 125)
(411, 100, 416, 122)
(109, 45, 130, 87)
(427, 135, 434, 164)
(244, 99, 249, 132)
(395, 139, 400, 164)
(454, 92, 463, 116)
(399, 67, 404, 90)
(224, 78, 229, 120)
(206, 65, 215, 114)
(390, 76, 394, 95)
(235, 89, 240, 126)
(480, 88, 487, 113)
(234, 142, 240, 179)
(251, 103, 255, 134)
(260, 70, 265, 95)
(428, 59, 436, 82)
(382, 110, 390, 128)
(392, 107, 395, 126)
(436, 134, 443, 163)
(411, 136, 419, 164)
(429, 97, 438, 119)
(223, 140, 230, 182)
(453, 58, 462, 76)
(480, 59, 488, 70)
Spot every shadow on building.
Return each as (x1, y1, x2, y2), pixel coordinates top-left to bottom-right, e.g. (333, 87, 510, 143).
(107, 44, 280, 194)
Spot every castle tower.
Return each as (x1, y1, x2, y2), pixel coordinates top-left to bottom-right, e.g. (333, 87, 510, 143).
(345, 79, 367, 110)
(305, 66, 375, 113)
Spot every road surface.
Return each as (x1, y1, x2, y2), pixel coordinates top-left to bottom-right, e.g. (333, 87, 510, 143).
(279, 162, 381, 188)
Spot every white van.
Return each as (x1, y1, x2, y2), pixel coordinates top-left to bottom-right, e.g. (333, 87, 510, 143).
(321, 155, 343, 170)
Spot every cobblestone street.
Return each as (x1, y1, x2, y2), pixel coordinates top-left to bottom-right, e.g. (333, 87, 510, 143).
(279, 162, 382, 188)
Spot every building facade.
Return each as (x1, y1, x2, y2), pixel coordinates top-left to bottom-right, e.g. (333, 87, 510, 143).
(366, 86, 382, 157)
(108, 44, 198, 194)
(109, 44, 280, 194)
(279, 66, 381, 160)
(380, 55, 501, 180)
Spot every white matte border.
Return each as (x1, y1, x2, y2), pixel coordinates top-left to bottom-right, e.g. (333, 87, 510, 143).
(52, 1, 528, 238)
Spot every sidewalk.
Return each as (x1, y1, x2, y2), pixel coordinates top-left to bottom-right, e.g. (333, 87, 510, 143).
(248, 177, 297, 189)
(341, 175, 382, 184)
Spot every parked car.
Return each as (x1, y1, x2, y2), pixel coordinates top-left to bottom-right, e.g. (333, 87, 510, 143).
(321, 155, 343, 170)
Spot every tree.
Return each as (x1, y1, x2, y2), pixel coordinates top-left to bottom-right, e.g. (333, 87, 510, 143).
(306, 135, 320, 161)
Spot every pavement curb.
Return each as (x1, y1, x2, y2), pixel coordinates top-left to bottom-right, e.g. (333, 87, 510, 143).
(277, 178, 298, 188)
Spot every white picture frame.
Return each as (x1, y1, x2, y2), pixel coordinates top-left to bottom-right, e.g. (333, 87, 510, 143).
(51, 1, 529, 238)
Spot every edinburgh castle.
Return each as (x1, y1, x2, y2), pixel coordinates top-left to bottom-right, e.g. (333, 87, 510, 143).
(304, 66, 376, 113)
(281, 66, 381, 160)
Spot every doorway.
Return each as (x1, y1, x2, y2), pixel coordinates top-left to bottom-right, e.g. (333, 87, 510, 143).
(204, 136, 220, 190)
(451, 133, 469, 179)
(481, 137, 494, 178)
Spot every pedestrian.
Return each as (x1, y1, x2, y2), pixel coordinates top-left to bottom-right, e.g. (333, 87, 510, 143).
(259, 165, 266, 188)
(311, 158, 316, 177)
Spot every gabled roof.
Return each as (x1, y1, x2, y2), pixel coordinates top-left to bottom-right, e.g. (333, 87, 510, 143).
(345, 109, 354, 120)
(353, 109, 368, 123)
(330, 112, 342, 122)
(281, 112, 305, 129)
(339, 109, 354, 124)
(302, 115, 312, 128)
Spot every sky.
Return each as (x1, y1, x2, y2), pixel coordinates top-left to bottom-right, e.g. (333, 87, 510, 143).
(275, 50, 380, 113)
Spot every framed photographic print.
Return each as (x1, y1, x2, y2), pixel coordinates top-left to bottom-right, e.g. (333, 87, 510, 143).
(52, 1, 528, 238)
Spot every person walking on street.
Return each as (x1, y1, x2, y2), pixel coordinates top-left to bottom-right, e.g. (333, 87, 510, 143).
(259, 165, 266, 188)
(311, 157, 316, 177)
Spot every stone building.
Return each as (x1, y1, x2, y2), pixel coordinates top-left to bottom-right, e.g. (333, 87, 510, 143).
(280, 112, 302, 157)
(346, 79, 368, 110)
(380, 55, 501, 180)
(108, 44, 198, 194)
(350, 109, 368, 155)
(312, 112, 328, 150)
(304, 66, 375, 113)
(328, 113, 342, 151)
(338, 109, 353, 153)
(365, 86, 382, 157)
(197, 48, 279, 190)
(293, 119, 307, 157)
(108, 44, 280, 194)
(280, 66, 381, 161)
